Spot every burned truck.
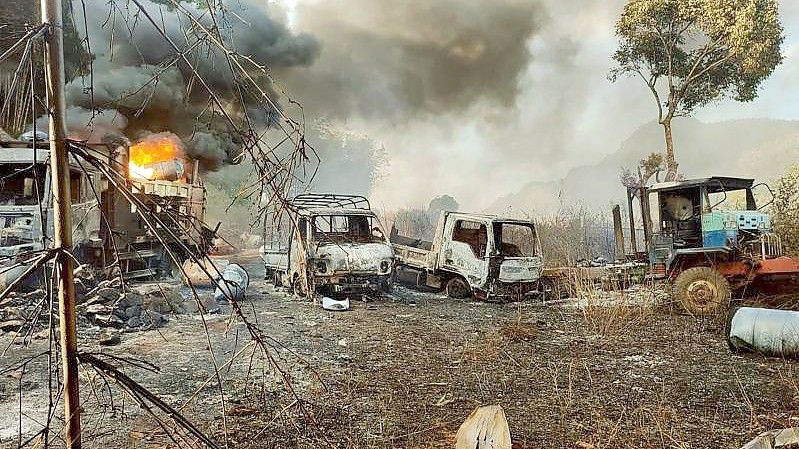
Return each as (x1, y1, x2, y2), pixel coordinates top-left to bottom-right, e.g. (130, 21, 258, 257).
(261, 194, 395, 298)
(390, 211, 543, 300)
(0, 135, 211, 289)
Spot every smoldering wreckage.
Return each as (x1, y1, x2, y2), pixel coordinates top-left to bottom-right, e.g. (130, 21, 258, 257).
(2, 3, 799, 447)
(4, 125, 799, 446)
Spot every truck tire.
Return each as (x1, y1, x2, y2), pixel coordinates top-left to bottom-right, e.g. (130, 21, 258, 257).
(379, 276, 394, 294)
(673, 267, 730, 316)
(446, 276, 472, 299)
(292, 273, 307, 297)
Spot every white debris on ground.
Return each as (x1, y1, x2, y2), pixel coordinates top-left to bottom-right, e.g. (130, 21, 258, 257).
(741, 428, 799, 449)
(321, 296, 350, 311)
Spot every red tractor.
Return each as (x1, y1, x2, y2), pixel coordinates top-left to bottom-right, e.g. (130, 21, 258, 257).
(634, 176, 799, 315)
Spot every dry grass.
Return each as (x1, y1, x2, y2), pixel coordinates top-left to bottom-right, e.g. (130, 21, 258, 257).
(500, 322, 538, 342)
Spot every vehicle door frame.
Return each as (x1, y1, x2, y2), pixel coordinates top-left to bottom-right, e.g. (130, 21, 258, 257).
(440, 216, 492, 286)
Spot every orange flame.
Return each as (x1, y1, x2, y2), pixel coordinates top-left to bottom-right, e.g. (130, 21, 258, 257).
(129, 134, 184, 180)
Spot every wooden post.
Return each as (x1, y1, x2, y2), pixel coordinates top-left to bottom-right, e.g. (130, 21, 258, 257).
(41, 0, 81, 447)
(612, 205, 624, 261)
(640, 186, 652, 251)
(455, 405, 512, 449)
(627, 188, 638, 255)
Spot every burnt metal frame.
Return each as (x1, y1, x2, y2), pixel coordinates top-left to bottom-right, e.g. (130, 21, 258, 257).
(291, 193, 371, 211)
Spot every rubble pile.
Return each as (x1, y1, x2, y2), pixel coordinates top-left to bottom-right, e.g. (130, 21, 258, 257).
(0, 275, 227, 342)
(0, 289, 44, 334)
(79, 280, 223, 331)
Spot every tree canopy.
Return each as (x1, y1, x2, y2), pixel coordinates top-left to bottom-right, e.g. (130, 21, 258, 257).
(611, 0, 784, 180)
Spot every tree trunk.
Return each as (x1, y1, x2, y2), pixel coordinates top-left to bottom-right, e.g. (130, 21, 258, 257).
(662, 119, 678, 181)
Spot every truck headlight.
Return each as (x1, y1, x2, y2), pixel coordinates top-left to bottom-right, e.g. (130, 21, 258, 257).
(380, 260, 391, 274)
(316, 261, 328, 274)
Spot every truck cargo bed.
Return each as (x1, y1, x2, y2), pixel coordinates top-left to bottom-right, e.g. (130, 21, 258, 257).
(390, 231, 432, 270)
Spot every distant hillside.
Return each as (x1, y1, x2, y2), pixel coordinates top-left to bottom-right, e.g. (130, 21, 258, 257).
(488, 118, 799, 215)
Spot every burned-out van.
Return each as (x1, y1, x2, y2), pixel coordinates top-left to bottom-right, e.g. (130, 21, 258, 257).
(261, 194, 394, 298)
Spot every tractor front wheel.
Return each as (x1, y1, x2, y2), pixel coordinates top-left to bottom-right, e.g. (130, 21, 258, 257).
(673, 267, 730, 316)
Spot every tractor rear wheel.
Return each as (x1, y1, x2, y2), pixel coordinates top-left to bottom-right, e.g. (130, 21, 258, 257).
(673, 267, 730, 316)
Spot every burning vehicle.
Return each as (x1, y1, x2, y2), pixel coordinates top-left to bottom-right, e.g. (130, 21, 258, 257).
(0, 133, 211, 289)
(390, 211, 543, 300)
(261, 194, 395, 298)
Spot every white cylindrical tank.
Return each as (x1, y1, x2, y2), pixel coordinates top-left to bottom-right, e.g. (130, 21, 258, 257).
(728, 307, 799, 357)
(214, 263, 249, 303)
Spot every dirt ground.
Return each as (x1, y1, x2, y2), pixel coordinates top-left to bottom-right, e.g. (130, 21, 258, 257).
(1, 255, 797, 449)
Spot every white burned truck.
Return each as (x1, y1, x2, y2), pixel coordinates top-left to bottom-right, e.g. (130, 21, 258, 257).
(261, 194, 395, 298)
(390, 212, 543, 300)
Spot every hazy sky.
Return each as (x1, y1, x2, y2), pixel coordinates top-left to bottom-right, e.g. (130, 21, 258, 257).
(276, 0, 799, 211)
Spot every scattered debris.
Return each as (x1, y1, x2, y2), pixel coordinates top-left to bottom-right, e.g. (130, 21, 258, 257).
(729, 307, 799, 357)
(740, 428, 799, 449)
(98, 329, 121, 346)
(321, 296, 350, 311)
(455, 405, 512, 449)
(0, 319, 25, 332)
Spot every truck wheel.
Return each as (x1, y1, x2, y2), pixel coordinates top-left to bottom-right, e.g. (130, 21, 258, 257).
(673, 267, 730, 316)
(446, 277, 472, 299)
(379, 277, 394, 294)
(292, 273, 307, 297)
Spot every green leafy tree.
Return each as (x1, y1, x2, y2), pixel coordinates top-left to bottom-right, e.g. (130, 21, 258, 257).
(610, 0, 784, 181)
(772, 165, 799, 256)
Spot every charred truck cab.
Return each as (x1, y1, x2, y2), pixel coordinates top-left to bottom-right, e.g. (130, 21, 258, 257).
(642, 176, 799, 315)
(391, 212, 543, 300)
(1, 142, 102, 289)
(262, 194, 395, 299)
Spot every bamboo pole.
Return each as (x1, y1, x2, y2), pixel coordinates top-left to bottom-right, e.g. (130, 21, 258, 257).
(41, 0, 82, 446)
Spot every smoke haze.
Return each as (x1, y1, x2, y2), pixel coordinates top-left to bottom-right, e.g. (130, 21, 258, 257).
(12, 0, 799, 210)
(277, 0, 799, 211)
(63, 0, 320, 169)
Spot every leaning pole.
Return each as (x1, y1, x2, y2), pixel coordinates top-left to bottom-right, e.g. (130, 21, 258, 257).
(41, 0, 82, 446)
